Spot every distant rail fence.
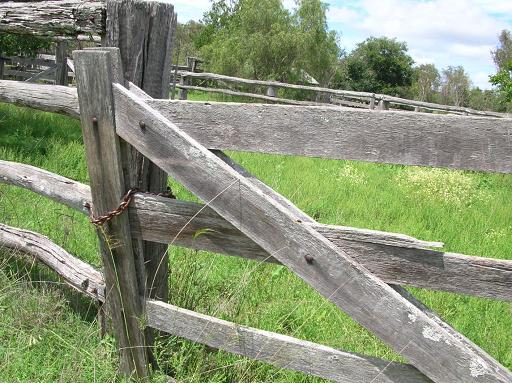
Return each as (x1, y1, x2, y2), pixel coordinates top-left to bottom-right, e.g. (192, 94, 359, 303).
(1, 1, 512, 383)
(175, 69, 510, 118)
(0, 48, 75, 85)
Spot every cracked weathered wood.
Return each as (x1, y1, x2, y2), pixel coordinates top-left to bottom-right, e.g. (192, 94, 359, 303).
(0, 223, 104, 301)
(176, 84, 326, 106)
(73, 50, 148, 379)
(146, 100, 512, 173)
(1, 80, 511, 173)
(3, 159, 512, 302)
(0, 221, 433, 383)
(0, 80, 79, 117)
(106, 0, 177, 304)
(147, 300, 431, 383)
(178, 71, 509, 118)
(54, 42, 68, 86)
(0, 1, 105, 37)
(113, 85, 512, 383)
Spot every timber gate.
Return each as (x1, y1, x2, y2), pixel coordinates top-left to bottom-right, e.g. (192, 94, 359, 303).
(0, 1, 512, 382)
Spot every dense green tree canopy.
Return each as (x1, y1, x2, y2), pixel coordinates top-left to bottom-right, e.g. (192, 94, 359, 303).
(412, 63, 440, 102)
(196, 0, 341, 84)
(0, 35, 51, 57)
(339, 37, 414, 95)
(441, 66, 471, 107)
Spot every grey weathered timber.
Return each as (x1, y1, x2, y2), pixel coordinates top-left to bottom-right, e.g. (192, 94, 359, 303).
(24, 66, 56, 83)
(176, 84, 326, 106)
(331, 97, 369, 109)
(0, 160, 90, 213)
(0, 1, 105, 37)
(1, 55, 57, 68)
(0, 80, 79, 117)
(0, 223, 105, 301)
(178, 71, 509, 118)
(129, 189, 512, 303)
(378, 99, 390, 110)
(147, 300, 431, 383)
(73, 50, 148, 379)
(146, 100, 512, 173)
(54, 42, 68, 86)
(1, 81, 512, 173)
(4, 159, 512, 302)
(106, 0, 177, 303)
(113, 85, 512, 383)
(0, 222, 433, 383)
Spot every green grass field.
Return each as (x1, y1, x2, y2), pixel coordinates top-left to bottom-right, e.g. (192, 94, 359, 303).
(1, 94, 511, 382)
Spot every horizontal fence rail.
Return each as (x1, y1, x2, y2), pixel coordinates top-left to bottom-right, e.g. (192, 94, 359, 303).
(0, 222, 431, 383)
(0, 1, 105, 37)
(1, 80, 511, 173)
(112, 84, 512, 383)
(1, 159, 511, 302)
(177, 70, 510, 118)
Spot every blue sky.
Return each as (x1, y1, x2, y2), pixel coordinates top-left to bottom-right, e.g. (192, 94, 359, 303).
(170, 0, 512, 89)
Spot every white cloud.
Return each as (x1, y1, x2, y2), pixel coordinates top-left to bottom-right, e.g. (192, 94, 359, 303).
(329, 0, 510, 89)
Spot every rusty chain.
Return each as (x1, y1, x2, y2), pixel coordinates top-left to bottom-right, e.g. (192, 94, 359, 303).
(84, 187, 175, 227)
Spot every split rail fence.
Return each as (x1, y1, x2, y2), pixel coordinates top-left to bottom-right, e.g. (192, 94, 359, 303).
(175, 69, 510, 118)
(1, 1, 512, 382)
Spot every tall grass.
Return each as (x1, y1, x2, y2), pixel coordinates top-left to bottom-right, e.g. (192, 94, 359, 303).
(0, 100, 511, 381)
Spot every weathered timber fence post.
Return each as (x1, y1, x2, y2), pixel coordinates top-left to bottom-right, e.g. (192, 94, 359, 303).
(369, 94, 375, 109)
(55, 41, 68, 86)
(73, 49, 148, 380)
(266, 85, 276, 97)
(105, 0, 177, 304)
(378, 99, 389, 110)
(0, 57, 4, 80)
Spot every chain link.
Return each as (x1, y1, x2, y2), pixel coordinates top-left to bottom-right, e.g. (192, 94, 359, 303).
(84, 187, 175, 226)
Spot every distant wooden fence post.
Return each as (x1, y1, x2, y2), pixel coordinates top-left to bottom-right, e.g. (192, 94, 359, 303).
(106, 0, 177, 305)
(369, 94, 375, 109)
(0, 58, 4, 80)
(266, 86, 276, 98)
(73, 49, 148, 380)
(378, 99, 389, 110)
(55, 41, 68, 86)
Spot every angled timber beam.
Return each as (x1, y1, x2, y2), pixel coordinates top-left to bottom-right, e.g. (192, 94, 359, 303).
(112, 84, 512, 383)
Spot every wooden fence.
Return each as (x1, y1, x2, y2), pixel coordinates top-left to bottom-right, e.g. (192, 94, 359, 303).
(175, 70, 510, 118)
(1, 47, 75, 85)
(1, 1, 512, 382)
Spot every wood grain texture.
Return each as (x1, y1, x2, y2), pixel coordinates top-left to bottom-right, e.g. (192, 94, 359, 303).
(113, 85, 512, 383)
(0, 223, 104, 301)
(147, 100, 512, 173)
(0, 160, 90, 213)
(147, 300, 431, 383)
(178, 71, 509, 118)
(54, 42, 68, 86)
(2, 81, 510, 173)
(74, 50, 148, 379)
(176, 84, 326, 106)
(106, 0, 177, 303)
(0, 80, 79, 117)
(0, 224, 433, 383)
(4, 159, 512, 303)
(0, 1, 105, 37)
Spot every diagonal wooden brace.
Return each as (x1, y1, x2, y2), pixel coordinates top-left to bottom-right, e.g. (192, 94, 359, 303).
(112, 83, 512, 383)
